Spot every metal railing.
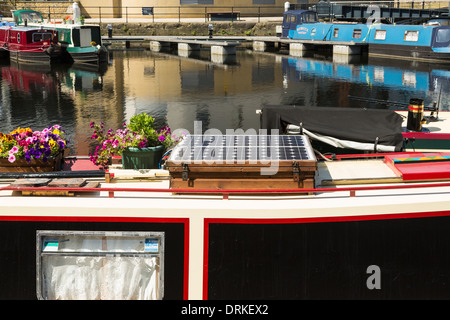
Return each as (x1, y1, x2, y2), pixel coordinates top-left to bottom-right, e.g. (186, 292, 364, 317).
(2, 180, 450, 199)
(1, 1, 448, 23)
(0, 4, 286, 23)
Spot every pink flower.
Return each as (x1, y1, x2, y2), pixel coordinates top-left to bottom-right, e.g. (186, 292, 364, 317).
(8, 154, 15, 163)
(158, 135, 166, 142)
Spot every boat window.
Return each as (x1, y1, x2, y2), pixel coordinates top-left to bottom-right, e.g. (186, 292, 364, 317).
(353, 29, 362, 39)
(32, 33, 52, 43)
(333, 28, 339, 37)
(435, 28, 450, 43)
(289, 15, 297, 24)
(374, 29, 386, 40)
(404, 30, 419, 41)
(17, 33, 20, 43)
(36, 230, 165, 300)
(301, 12, 318, 23)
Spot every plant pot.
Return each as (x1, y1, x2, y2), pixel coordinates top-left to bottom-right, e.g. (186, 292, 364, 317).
(0, 152, 63, 173)
(121, 145, 165, 170)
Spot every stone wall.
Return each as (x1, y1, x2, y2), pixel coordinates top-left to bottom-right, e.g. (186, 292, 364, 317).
(101, 21, 279, 37)
(1, 1, 74, 20)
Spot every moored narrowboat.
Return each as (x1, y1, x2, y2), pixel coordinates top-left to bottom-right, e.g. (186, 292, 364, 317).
(55, 24, 108, 64)
(3, 138, 450, 300)
(13, 9, 108, 65)
(0, 26, 65, 64)
(282, 9, 450, 62)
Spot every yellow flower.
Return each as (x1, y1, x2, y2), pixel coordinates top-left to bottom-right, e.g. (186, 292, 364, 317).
(10, 127, 32, 135)
(0, 133, 14, 142)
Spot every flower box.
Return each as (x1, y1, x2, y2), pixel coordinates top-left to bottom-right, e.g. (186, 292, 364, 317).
(0, 152, 63, 173)
(122, 146, 164, 170)
(0, 125, 68, 173)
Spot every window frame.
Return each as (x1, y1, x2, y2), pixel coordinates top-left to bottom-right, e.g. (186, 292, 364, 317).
(36, 230, 165, 300)
(352, 29, 362, 39)
(333, 28, 339, 38)
(374, 29, 386, 40)
(32, 32, 52, 43)
(404, 30, 419, 42)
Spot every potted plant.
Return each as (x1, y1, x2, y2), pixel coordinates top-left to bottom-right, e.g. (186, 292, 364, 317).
(0, 125, 69, 172)
(89, 113, 181, 170)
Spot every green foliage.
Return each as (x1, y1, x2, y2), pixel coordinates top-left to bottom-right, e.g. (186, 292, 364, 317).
(127, 113, 156, 142)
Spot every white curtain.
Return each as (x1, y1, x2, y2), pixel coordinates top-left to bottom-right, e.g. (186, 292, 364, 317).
(42, 256, 160, 300)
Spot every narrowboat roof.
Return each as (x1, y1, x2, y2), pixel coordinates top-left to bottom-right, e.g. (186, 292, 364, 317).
(4, 26, 55, 32)
(284, 9, 313, 16)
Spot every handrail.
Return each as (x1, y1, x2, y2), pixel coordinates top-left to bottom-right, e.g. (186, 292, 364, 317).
(2, 181, 450, 200)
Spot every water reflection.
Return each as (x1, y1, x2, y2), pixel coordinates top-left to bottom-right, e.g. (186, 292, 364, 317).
(282, 53, 450, 108)
(0, 49, 448, 156)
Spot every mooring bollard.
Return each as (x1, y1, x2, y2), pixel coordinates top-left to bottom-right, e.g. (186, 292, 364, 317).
(208, 24, 213, 39)
(107, 24, 112, 38)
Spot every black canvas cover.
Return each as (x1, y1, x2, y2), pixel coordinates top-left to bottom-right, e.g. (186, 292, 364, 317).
(260, 105, 404, 151)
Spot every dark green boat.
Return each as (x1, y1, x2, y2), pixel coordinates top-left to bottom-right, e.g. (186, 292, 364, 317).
(13, 9, 108, 65)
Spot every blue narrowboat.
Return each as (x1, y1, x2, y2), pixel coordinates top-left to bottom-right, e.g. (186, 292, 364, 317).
(282, 9, 450, 62)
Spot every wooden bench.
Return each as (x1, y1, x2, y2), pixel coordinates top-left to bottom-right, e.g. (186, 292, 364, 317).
(206, 11, 240, 21)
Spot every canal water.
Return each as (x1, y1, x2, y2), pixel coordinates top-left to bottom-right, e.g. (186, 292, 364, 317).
(0, 48, 449, 156)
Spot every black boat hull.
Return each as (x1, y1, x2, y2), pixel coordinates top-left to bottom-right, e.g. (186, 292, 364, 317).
(369, 43, 450, 63)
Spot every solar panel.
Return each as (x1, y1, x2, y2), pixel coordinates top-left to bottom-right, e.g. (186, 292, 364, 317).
(169, 135, 316, 162)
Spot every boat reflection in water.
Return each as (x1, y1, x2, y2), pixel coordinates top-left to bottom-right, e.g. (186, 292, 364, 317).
(2, 62, 58, 95)
(1, 50, 449, 156)
(281, 53, 450, 109)
(2, 61, 107, 96)
(0, 61, 108, 154)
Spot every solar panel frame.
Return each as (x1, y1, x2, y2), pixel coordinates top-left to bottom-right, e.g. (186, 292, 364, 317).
(168, 135, 316, 163)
